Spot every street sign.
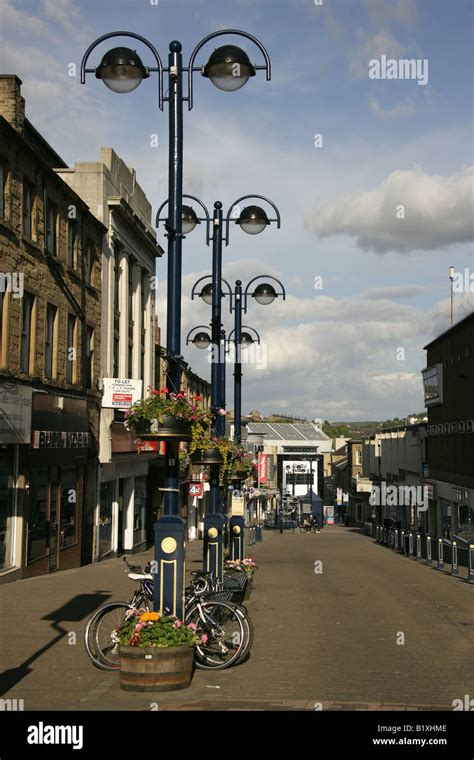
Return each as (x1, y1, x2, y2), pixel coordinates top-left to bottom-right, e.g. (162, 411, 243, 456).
(188, 482, 203, 498)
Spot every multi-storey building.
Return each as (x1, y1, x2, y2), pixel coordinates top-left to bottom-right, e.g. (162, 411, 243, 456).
(0, 75, 105, 580)
(57, 148, 163, 560)
(423, 312, 474, 540)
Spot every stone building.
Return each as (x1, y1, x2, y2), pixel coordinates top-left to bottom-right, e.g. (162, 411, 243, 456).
(0, 75, 105, 580)
(56, 148, 163, 560)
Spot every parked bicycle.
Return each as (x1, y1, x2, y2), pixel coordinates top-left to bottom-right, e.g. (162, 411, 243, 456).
(84, 558, 253, 672)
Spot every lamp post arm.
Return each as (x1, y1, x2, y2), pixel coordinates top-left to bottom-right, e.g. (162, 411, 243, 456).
(187, 28, 271, 110)
(225, 194, 281, 245)
(80, 30, 164, 109)
(243, 274, 286, 312)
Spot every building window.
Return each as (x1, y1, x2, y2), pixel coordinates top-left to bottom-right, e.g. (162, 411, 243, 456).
(66, 314, 77, 383)
(85, 325, 94, 388)
(22, 181, 34, 238)
(113, 247, 121, 377)
(128, 260, 134, 377)
(355, 449, 361, 466)
(0, 161, 5, 218)
(45, 198, 58, 256)
(44, 303, 57, 379)
(0, 289, 6, 367)
(60, 467, 78, 548)
(67, 219, 77, 269)
(0, 449, 14, 570)
(27, 467, 49, 563)
(134, 476, 147, 546)
(141, 270, 147, 380)
(20, 292, 35, 373)
(84, 240, 93, 286)
(422, 364, 443, 406)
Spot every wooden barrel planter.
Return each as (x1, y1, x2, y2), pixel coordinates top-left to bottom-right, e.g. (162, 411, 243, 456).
(119, 644, 194, 692)
(133, 415, 193, 442)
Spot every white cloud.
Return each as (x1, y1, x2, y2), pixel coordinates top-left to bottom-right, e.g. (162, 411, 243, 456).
(358, 285, 430, 300)
(305, 166, 474, 254)
(349, 31, 410, 80)
(369, 96, 415, 120)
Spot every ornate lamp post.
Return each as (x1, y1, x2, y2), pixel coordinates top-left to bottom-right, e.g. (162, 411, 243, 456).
(81, 29, 271, 618)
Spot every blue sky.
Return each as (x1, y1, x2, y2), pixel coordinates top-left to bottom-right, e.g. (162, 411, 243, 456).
(1, 0, 473, 420)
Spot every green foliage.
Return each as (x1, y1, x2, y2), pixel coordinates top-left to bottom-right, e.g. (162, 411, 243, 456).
(117, 610, 199, 648)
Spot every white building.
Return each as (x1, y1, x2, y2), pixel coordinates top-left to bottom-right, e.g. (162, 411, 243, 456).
(57, 149, 163, 560)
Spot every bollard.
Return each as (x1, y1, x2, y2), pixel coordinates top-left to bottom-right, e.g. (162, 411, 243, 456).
(468, 545, 474, 583)
(451, 541, 459, 576)
(394, 529, 399, 550)
(409, 532, 414, 556)
(426, 535, 432, 565)
(437, 538, 444, 570)
(375, 525, 379, 542)
(259, 523, 264, 542)
(401, 531, 405, 555)
(416, 533, 422, 561)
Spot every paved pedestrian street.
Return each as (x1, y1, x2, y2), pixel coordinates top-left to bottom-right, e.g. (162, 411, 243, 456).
(1, 527, 472, 712)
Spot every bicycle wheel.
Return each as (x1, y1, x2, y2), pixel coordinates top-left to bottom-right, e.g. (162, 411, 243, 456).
(186, 600, 247, 670)
(84, 602, 133, 671)
(233, 606, 254, 664)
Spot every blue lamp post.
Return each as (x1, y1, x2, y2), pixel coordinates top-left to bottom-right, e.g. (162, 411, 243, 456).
(188, 273, 286, 559)
(81, 29, 271, 619)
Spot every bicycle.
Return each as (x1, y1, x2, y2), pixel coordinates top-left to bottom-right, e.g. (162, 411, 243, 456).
(84, 558, 252, 672)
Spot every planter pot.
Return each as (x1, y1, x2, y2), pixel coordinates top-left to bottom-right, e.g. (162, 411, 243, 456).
(119, 644, 194, 692)
(243, 576, 253, 601)
(190, 447, 224, 465)
(133, 415, 193, 441)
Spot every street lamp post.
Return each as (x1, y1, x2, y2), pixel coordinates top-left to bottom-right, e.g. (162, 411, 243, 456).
(81, 28, 271, 618)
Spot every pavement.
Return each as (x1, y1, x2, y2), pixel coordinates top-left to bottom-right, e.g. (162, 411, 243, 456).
(0, 527, 473, 711)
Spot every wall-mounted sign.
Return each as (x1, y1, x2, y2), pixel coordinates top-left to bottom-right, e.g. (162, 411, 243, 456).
(258, 453, 267, 484)
(188, 482, 203, 498)
(102, 378, 143, 409)
(31, 431, 90, 449)
(0, 383, 32, 444)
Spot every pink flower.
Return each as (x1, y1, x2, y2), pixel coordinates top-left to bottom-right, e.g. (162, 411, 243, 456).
(188, 623, 197, 631)
(200, 634, 208, 644)
(218, 408, 227, 415)
(173, 619, 182, 628)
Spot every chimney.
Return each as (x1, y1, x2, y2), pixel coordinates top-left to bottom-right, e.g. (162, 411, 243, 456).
(0, 75, 25, 135)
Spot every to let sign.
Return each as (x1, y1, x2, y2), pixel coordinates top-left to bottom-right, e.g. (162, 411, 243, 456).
(102, 378, 143, 409)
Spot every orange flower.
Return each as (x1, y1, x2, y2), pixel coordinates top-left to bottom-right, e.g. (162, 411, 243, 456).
(140, 611, 160, 623)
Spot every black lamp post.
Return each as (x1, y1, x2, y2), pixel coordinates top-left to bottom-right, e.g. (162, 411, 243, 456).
(81, 29, 271, 619)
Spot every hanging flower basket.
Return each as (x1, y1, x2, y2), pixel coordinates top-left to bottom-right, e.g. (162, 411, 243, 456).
(190, 447, 224, 465)
(125, 388, 212, 442)
(133, 415, 193, 441)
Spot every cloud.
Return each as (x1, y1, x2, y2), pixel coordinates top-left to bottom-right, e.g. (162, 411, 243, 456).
(363, 0, 419, 28)
(358, 285, 430, 300)
(0, 0, 49, 35)
(349, 31, 410, 80)
(369, 96, 415, 120)
(305, 166, 474, 254)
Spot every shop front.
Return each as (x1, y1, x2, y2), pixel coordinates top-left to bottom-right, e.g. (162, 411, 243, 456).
(23, 396, 95, 578)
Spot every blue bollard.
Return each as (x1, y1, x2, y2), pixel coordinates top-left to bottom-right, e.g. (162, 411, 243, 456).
(426, 535, 432, 565)
(469, 545, 474, 583)
(437, 538, 444, 570)
(451, 541, 459, 576)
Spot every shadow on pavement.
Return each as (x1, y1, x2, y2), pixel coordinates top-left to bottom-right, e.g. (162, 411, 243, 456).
(0, 591, 112, 696)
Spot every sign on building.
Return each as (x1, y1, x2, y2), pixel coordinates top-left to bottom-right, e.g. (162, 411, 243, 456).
(258, 453, 267, 484)
(102, 378, 143, 409)
(0, 383, 32, 444)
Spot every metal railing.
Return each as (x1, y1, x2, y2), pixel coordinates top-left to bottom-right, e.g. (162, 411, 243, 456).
(371, 524, 474, 583)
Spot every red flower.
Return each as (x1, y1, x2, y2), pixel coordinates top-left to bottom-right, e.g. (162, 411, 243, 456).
(160, 387, 169, 394)
(194, 395, 202, 402)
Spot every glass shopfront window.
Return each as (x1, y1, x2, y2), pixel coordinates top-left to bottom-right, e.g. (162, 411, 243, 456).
(28, 467, 48, 562)
(0, 451, 14, 570)
(60, 467, 78, 548)
(458, 503, 474, 540)
(134, 476, 146, 546)
(99, 481, 114, 558)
